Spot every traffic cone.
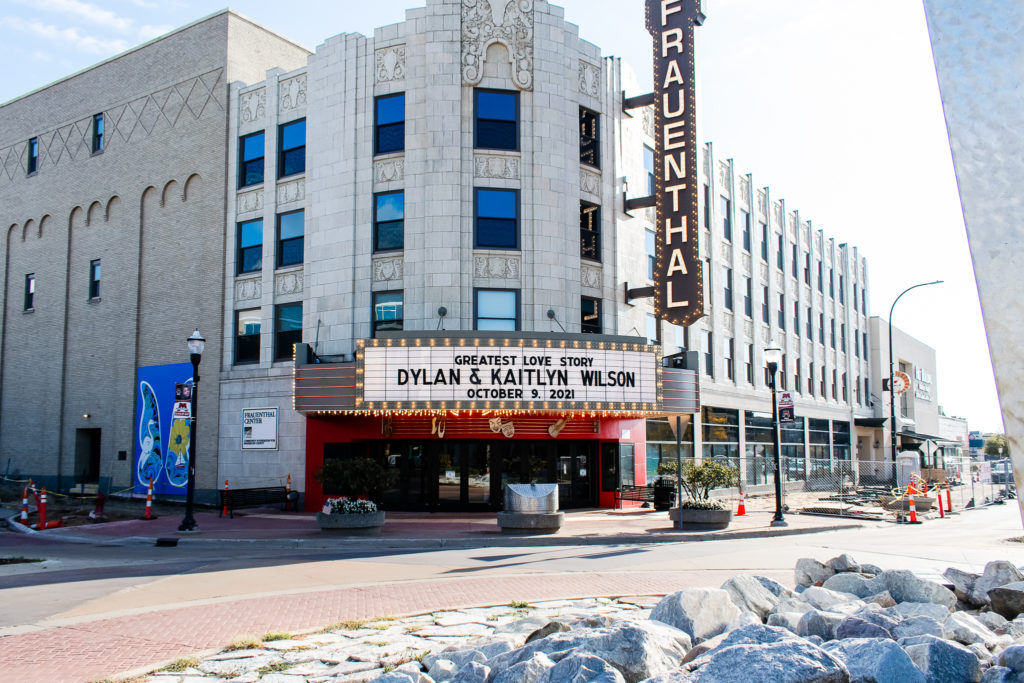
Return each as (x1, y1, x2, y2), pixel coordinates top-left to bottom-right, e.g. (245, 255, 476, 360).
(38, 487, 47, 530)
(937, 489, 945, 518)
(142, 478, 155, 520)
(921, 480, 928, 495)
(736, 492, 746, 516)
(221, 479, 229, 517)
(286, 473, 292, 511)
(907, 494, 921, 524)
(20, 485, 29, 525)
(946, 483, 953, 513)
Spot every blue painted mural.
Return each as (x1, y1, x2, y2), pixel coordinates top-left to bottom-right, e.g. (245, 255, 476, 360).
(135, 363, 193, 495)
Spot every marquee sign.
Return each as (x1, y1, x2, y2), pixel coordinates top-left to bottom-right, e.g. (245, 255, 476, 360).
(355, 337, 660, 412)
(646, 0, 704, 326)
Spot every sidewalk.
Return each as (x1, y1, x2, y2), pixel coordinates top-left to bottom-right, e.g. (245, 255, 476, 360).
(19, 506, 868, 548)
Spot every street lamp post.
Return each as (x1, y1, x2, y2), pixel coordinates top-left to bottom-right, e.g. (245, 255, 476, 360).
(178, 329, 205, 532)
(887, 281, 942, 464)
(765, 347, 787, 527)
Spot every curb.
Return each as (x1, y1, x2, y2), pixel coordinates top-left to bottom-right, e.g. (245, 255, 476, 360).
(29, 519, 865, 550)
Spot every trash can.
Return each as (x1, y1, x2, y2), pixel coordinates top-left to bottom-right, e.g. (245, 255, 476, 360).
(652, 479, 677, 511)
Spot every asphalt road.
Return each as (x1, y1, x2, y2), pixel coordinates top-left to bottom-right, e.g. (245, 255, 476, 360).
(1, 503, 1022, 636)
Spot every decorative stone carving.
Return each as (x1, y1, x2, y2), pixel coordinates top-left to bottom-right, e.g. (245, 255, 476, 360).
(642, 106, 655, 138)
(581, 264, 601, 289)
(759, 263, 769, 281)
(275, 270, 303, 295)
(239, 87, 265, 124)
(237, 189, 264, 215)
(721, 243, 733, 262)
(742, 253, 752, 273)
(718, 160, 731, 190)
(724, 312, 735, 330)
(739, 175, 750, 201)
(762, 326, 771, 343)
(774, 201, 784, 229)
(757, 189, 768, 219)
(277, 178, 305, 205)
(278, 74, 307, 112)
(235, 278, 262, 302)
(703, 146, 711, 177)
(802, 222, 810, 243)
(474, 154, 520, 179)
(373, 257, 404, 282)
(375, 45, 407, 83)
(644, 207, 656, 224)
(374, 158, 405, 184)
(461, 0, 534, 91)
(744, 320, 754, 340)
(776, 272, 785, 289)
(474, 254, 521, 279)
(579, 169, 600, 197)
(578, 60, 600, 97)
(789, 213, 798, 239)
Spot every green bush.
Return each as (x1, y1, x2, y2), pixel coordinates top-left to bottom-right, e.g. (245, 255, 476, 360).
(663, 459, 738, 509)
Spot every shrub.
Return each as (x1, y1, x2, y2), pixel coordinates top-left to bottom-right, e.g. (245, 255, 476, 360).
(322, 497, 378, 515)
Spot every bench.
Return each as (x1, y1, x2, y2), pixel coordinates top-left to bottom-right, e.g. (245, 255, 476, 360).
(220, 486, 295, 518)
(615, 485, 677, 510)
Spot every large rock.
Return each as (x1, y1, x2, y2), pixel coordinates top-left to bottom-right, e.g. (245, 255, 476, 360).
(801, 587, 865, 612)
(835, 617, 893, 640)
(485, 622, 691, 683)
(650, 588, 741, 644)
(798, 610, 846, 641)
(658, 639, 850, 682)
(973, 562, 1024, 606)
(754, 576, 792, 598)
(977, 612, 1011, 635)
(767, 612, 805, 634)
(945, 611, 1001, 649)
(944, 568, 982, 605)
(370, 672, 421, 683)
(423, 637, 516, 671)
(451, 662, 489, 683)
(865, 592, 897, 609)
(797, 558, 837, 587)
(999, 644, 1024, 672)
(773, 597, 816, 616)
(902, 634, 982, 683)
(537, 653, 625, 683)
(822, 574, 886, 599)
(721, 574, 779, 620)
(828, 555, 862, 574)
(849, 608, 900, 635)
(891, 616, 945, 640)
(428, 659, 457, 682)
(526, 621, 571, 644)
(885, 602, 952, 623)
(990, 583, 1024, 620)
(861, 564, 884, 576)
(723, 611, 762, 632)
(981, 666, 1018, 682)
(823, 637, 926, 683)
(491, 652, 554, 683)
(680, 624, 802, 664)
(879, 570, 956, 609)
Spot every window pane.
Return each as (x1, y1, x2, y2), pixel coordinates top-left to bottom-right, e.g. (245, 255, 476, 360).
(477, 318, 516, 331)
(376, 193, 405, 222)
(275, 303, 301, 360)
(376, 94, 404, 125)
(478, 290, 516, 318)
(376, 221, 404, 251)
(278, 211, 303, 240)
(376, 122, 404, 154)
(240, 220, 262, 247)
(477, 189, 515, 218)
(236, 309, 260, 364)
(280, 120, 305, 150)
(242, 132, 264, 160)
(374, 292, 404, 333)
(477, 91, 516, 120)
(581, 297, 601, 333)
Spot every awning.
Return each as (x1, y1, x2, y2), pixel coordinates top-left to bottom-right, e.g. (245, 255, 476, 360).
(854, 417, 887, 428)
(898, 429, 944, 442)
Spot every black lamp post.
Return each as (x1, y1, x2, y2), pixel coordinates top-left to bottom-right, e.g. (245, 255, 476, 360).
(178, 328, 205, 532)
(887, 281, 942, 465)
(765, 346, 787, 527)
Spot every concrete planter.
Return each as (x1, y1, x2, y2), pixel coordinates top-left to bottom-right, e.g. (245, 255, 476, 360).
(669, 506, 732, 530)
(496, 511, 564, 535)
(316, 510, 385, 535)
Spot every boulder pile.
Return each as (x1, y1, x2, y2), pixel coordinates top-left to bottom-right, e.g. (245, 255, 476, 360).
(368, 557, 1024, 683)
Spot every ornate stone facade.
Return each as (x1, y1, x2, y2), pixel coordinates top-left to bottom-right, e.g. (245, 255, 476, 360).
(580, 264, 601, 290)
(375, 45, 407, 83)
(579, 169, 600, 197)
(275, 270, 304, 295)
(278, 73, 306, 113)
(236, 189, 264, 215)
(373, 257, 404, 282)
(473, 154, 520, 179)
(578, 60, 600, 97)
(374, 158, 405, 184)
(276, 178, 305, 206)
(461, 0, 534, 90)
(239, 87, 265, 125)
(474, 254, 521, 279)
(235, 278, 262, 302)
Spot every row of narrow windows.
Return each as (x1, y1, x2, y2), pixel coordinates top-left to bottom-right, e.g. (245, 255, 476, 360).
(22, 261, 100, 310)
(25, 114, 104, 175)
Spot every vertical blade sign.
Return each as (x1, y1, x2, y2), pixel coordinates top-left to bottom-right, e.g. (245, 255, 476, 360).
(646, 0, 703, 326)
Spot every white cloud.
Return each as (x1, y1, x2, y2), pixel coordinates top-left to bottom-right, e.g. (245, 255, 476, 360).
(15, 0, 134, 33)
(138, 23, 172, 41)
(0, 15, 129, 54)
(130, 0, 159, 7)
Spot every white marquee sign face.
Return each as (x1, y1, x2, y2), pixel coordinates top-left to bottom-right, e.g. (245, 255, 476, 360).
(356, 338, 660, 412)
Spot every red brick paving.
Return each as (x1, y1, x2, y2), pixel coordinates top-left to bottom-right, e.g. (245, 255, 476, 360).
(0, 569, 785, 683)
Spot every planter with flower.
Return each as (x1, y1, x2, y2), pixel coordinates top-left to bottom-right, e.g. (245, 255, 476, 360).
(663, 459, 739, 529)
(314, 457, 393, 534)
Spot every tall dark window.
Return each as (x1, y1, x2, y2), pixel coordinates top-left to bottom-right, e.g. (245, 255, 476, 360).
(855, 332, 860, 358)
(27, 137, 38, 174)
(701, 330, 713, 378)
(644, 146, 656, 196)
(862, 286, 867, 312)
(832, 369, 838, 400)
(235, 309, 260, 364)
(743, 277, 752, 318)
(829, 268, 835, 297)
(863, 332, 869, 363)
(703, 184, 710, 229)
(779, 353, 788, 390)
(373, 291, 404, 335)
(581, 296, 601, 334)
(375, 93, 405, 154)
(842, 372, 848, 402)
(839, 275, 846, 304)
(724, 337, 735, 381)
(580, 201, 600, 261)
(762, 285, 770, 324)
(239, 131, 264, 187)
(820, 364, 826, 396)
(806, 306, 812, 337)
(808, 363, 815, 396)
(277, 210, 304, 266)
(841, 323, 847, 352)
(646, 230, 656, 281)
(776, 233, 784, 270)
(791, 243, 797, 277)
(830, 318, 836, 349)
(475, 89, 518, 150)
(720, 196, 732, 242)
(803, 252, 810, 284)
(475, 289, 518, 330)
(745, 344, 754, 384)
(24, 274, 34, 310)
(374, 192, 405, 251)
(793, 301, 800, 336)
(778, 293, 786, 330)
(475, 188, 517, 248)
(853, 283, 859, 311)
(236, 219, 263, 274)
(92, 113, 104, 153)
(819, 313, 825, 344)
(795, 360, 802, 393)
(579, 107, 599, 168)
(88, 259, 101, 299)
(817, 261, 824, 292)
(278, 119, 306, 177)
(274, 302, 302, 360)
(722, 266, 733, 311)
(760, 222, 768, 261)
(740, 210, 751, 251)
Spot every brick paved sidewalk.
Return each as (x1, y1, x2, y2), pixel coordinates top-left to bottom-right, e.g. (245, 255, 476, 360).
(1, 569, 790, 683)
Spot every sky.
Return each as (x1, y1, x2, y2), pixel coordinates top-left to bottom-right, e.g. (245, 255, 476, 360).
(0, 0, 1004, 433)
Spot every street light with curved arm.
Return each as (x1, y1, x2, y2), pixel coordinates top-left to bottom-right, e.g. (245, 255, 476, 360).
(888, 281, 943, 463)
